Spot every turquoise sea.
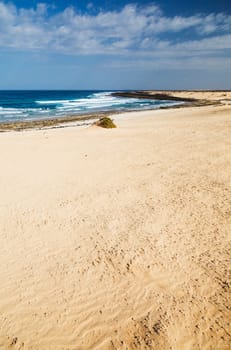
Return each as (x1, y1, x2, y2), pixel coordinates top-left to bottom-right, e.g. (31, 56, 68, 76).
(0, 90, 181, 123)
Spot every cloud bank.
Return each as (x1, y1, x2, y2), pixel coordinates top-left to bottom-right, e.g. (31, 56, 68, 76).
(1, 2, 231, 51)
(0, 1, 231, 69)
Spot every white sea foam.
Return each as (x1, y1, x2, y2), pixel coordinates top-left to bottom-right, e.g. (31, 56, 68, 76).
(36, 100, 71, 104)
(0, 107, 45, 120)
(36, 92, 140, 112)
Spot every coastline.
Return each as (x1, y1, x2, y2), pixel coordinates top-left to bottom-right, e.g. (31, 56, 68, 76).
(0, 90, 227, 132)
(111, 90, 198, 102)
(0, 92, 230, 349)
(0, 112, 103, 132)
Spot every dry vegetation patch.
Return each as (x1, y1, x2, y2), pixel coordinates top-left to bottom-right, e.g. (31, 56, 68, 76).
(96, 117, 117, 128)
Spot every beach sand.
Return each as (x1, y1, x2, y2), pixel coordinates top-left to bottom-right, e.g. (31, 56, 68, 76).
(148, 90, 231, 103)
(0, 97, 230, 349)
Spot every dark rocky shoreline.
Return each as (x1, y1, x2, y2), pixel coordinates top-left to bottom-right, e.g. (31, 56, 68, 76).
(111, 91, 196, 102)
(0, 112, 108, 132)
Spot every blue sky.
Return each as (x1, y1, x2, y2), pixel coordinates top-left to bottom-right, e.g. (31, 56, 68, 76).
(0, 0, 230, 89)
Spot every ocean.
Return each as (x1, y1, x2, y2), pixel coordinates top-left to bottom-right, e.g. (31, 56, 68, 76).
(0, 90, 180, 123)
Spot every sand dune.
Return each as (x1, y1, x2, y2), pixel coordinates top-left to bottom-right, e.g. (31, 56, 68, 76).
(0, 100, 230, 349)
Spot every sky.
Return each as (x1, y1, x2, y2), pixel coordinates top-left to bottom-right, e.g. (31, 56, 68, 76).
(0, 0, 231, 90)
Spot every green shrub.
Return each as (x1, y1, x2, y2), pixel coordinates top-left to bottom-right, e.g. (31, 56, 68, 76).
(96, 117, 117, 129)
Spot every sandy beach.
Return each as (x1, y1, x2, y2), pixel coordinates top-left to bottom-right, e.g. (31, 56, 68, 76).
(0, 93, 230, 349)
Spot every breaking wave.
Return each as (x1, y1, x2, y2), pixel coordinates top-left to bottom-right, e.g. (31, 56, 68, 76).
(0, 91, 181, 122)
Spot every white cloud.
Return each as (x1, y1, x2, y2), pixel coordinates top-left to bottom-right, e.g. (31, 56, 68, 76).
(0, 1, 230, 62)
(106, 54, 231, 71)
(174, 34, 231, 51)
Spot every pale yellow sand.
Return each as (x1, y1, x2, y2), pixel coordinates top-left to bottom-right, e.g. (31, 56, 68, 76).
(149, 90, 231, 103)
(0, 99, 230, 349)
